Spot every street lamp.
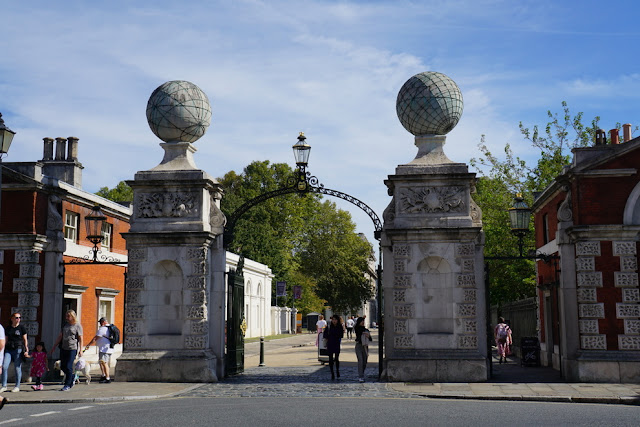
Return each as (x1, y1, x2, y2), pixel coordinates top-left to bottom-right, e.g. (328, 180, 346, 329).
(508, 193, 531, 257)
(292, 132, 312, 192)
(84, 205, 107, 262)
(0, 113, 16, 223)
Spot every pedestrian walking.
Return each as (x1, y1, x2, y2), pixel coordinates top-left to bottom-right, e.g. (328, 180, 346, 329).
(346, 316, 355, 339)
(315, 315, 327, 347)
(0, 324, 5, 410)
(494, 317, 512, 364)
(85, 317, 114, 383)
(27, 342, 48, 391)
(0, 312, 29, 393)
(51, 310, 84, 391)
(323, 315, 344, 380)
(354, 317, 372, 382)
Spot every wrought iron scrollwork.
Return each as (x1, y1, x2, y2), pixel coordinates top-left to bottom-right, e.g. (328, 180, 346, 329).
(224, 169, 382, 248)
(64, 248, 127, 265)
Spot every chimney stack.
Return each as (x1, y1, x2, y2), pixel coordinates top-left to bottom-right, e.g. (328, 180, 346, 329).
(67, 136, 79, 161)
(610, 129, 619, 145)
(623, 123, 632, 142)
(42, 137, 54, 160)
(595, 129, 607, 145)
(54, 137, 67, 160)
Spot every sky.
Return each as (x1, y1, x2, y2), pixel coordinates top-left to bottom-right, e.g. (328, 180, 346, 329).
(2, 0, 640, 244)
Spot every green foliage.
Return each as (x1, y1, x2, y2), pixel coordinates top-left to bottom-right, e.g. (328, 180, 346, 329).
(219, 160, 374, 315)
(471, 102, 602, 305)
(95, 181, 133, 203)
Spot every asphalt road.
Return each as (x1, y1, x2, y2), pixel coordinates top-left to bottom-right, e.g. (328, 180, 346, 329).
(3, 396, 639, 426)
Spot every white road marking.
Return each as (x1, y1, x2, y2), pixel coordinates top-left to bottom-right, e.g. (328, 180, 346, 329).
(0, 419, 24, 425)
(69, 406, 94, 410)
(31, 411, 61, 417)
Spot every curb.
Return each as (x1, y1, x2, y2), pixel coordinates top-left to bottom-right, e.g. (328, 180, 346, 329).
(3, 384, 203, 405)
(408, 393, 640, 406)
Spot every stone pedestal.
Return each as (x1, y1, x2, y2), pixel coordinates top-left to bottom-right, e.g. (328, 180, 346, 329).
(116, 142, 226, 382)
(381, 135, 488, 382)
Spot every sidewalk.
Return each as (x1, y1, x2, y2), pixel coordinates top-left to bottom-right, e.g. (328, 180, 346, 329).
(3, 332, 639, 405)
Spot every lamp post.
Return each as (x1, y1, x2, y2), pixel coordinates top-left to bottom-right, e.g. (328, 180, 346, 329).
(292, 132, 311, 192)
(0, 113, 16, 224)
(508, 193, 531, 257)
(84, 205, 107, 262)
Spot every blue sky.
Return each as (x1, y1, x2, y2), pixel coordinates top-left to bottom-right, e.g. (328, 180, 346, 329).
(2, 0, 639, 243)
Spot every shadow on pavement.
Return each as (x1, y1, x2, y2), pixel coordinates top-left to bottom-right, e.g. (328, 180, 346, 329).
(490, 352, 563, 383)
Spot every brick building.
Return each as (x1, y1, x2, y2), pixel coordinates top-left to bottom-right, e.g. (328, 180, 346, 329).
(0, 137, 128, 367)
(532, 126, 640, 382)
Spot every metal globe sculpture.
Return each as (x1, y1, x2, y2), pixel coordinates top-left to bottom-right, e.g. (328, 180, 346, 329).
(396, 71, 463, 136)
(146, 80, 212, 143)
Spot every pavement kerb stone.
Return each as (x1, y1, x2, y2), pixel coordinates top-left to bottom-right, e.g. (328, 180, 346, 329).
(5, 384, 203, 405)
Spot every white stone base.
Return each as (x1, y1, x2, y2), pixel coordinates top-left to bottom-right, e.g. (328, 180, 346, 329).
(564, 359, 640, 383)
(384, 358, 488, 382)
(115, 349, 218, 382)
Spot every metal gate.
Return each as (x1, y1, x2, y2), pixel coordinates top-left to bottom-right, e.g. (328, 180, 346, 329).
(226, 256, 246, 376)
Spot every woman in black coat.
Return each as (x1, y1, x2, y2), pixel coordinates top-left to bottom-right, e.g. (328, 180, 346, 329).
(323, 315, 344, 380)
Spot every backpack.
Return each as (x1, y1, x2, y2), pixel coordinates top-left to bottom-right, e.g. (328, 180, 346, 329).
(107, 324, 120, 348)
(496, 324, 509, 340)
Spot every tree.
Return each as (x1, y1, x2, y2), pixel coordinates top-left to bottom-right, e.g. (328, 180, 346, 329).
(470, 102, 602, 305)
(219, 160, 374, 314)
(95, 181, 133, 203)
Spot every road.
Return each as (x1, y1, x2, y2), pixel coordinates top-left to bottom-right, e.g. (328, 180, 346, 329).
(2, 396, 639, 426)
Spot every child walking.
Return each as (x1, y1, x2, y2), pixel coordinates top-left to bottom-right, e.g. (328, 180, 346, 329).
(28, 342, 48, 391)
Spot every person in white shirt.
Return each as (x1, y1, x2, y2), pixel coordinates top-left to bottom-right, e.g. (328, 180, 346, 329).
(315, 315, 327, 347)
(345, 316, 355, 340)
(86, 318, 114, 383)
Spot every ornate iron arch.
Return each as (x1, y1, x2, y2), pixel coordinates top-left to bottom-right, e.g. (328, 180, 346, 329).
(223, 167, 382, 249)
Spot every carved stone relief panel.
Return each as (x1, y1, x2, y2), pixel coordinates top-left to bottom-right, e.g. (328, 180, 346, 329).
(128, 248, 147, 261)
(624, 319, 640, 335)
(191, 320, 209, 335)
(186, 276, 206, 289)
(187, 247, 207, 260)
(393, 290, 406, 303)
(462, 259, 475, 272)
(575, 257, 595, 272)
(394, 320, 408, 334)
(579, 303, 605, 318)
(19, 264, 41, 278)
(124, 321, 140, 335)
(457, 304, 476, 318)
(394, 335, 415, 349)
(620, 257, 638, 272)
(614, 272, 639, 288)
(187, 305, 206, 319)
(126, 291, 140, 305)
(397, 186, 466, 214)
(576, 241, 601, 257)
(185, 335, 207, 349)
(613, 242, 637, 256)
(458, 336, 478, 349)
(126, 306, 146, 320)
(192, 260, 206, 275)
(136, 191, 199, 218)
(393, 305, 414, 318)
(463, 289, 476, 303)
(13, 278, 38, 293)
(393, 245, 411, 258)
(461, 319, 477, 333)
(15, 307, 36, 321)
(618, 335, 640, 350)
(126, 277, 145, 290)
(579, 319, 599, 334)
(394, 259, 406, 273)
(190, 290, 206, 305)
(127, 262, 141, 276)
(616, 303, 640, 318)
(622, 289, 640, 303)
(577, 272, 603, 287)
(18, 293, 40, 307)
(14, 251, 39, 264)
(125, 336, 144, 349)
(456, 274, 476, 288)
(393, 274, 412, 288)
(580, 335, 606, 350)
(456, 243, 475, 257)
(577, 288, 597, 302)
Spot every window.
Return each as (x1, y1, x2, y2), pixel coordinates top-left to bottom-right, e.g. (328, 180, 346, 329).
(542, 214, 550, 244)
(64, 211, 79, 242)
(99, 298, 114, 324)
(101, 222, 113, 250)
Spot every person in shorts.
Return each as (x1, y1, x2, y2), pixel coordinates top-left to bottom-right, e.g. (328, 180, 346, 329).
(86, 317, 113, 383)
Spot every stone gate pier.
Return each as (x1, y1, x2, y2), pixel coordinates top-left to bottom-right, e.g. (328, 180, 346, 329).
(116, 81, 227, 382)
(382, 72, 488, 382)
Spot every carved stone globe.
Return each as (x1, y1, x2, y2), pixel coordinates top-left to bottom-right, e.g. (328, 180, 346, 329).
(146, 80, 212, 143)
(396, 71, 463, 136)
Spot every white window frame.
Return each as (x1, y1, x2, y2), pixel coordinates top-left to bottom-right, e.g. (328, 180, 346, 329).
(98, 297, 115, 324)
(101, 222, 113, 251)
(64, 211, 79, 242)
